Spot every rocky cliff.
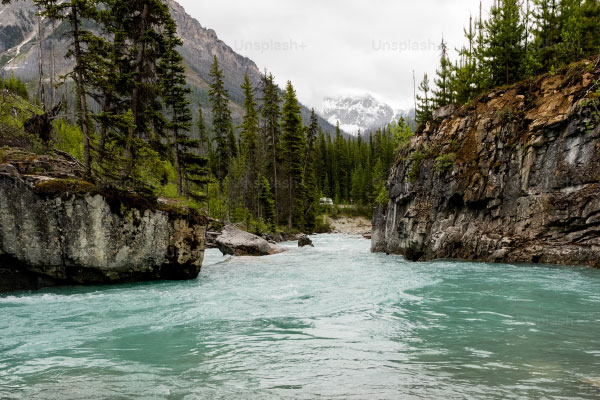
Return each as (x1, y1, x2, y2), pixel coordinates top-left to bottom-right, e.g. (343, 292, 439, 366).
(372, 58, 600, 268)
(0, 149, 207, 292)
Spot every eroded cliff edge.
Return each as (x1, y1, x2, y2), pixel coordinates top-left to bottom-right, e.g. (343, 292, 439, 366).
(372, 59, 600, 268)
(0, 149, 207, 292)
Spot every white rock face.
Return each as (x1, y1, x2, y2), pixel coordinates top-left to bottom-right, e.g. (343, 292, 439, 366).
(0, 173, 206, 291)
(320, 94, 413, 135)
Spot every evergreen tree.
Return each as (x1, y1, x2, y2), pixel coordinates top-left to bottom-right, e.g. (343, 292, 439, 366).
(209, 55, 234, 183)
(258, 177, 276, 228)
(157, 17, 198, 197)
(433, 38, 454, 108)
(531, 0, 562, 73)
(558, 0, 584, 65)
(119, 0, 172, 180)
(454, 15, 478, 104)
(280, 81, 306, 229)
(239, 73, 260, 213)
(484, 0, 526, 86)
(415, 73, 433, 124)
(197, 106, 211, 157)
(260, 72, 282, 221)
(304, 109, 319, 177)
(581, 0, 600, 56)
(303, 109, 320, 232)
(34, 0, 97, 177)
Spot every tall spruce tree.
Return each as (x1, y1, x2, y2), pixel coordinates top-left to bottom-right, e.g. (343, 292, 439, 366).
(34, 0, 96, 177)
(209, 55, 234, 183)
(303, 109, 320, 232)
(239, 74, 260, 212)
(531, 0, 561, 73)
(581, 0, 600, 56)
(280, 81, 306, 229)
(433, 38, 454, 108)
(415, 73, 433, 124)
(120, 0, 172, 181)
(454, 15, 478, 104)
(157, 17, 194, 197)
(197, 106, 211, 157)
(484, 0, 526, 86)
(260, 72, 282, 222)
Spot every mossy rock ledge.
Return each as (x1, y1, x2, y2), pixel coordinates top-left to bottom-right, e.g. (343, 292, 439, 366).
(372, 59, 600, 268)
(0, 153, 207, 293)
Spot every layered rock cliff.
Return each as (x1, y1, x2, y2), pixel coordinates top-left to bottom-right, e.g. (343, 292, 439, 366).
(0, 149, 207, 292)
(372, 59, 600, 268)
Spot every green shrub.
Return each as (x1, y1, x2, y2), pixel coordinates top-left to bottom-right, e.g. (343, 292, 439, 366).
(53, 120, 84, 161)
(407, 148, 430, 183)
(434, 153, 456, 173)
(1, 73, 28, 100)
(375, 184, 389, 206)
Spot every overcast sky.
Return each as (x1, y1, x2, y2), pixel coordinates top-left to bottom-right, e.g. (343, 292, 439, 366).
(178, 0, 493, 111)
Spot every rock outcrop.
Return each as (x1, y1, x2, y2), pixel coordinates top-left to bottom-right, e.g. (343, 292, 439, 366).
(298, 235, 314, 247)
(0, 150, 207, 292)
(216, 225, 279, 256)
(372, 59, 600, 268)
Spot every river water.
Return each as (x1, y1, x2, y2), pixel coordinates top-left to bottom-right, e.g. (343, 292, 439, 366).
(1, 235, 600, 399)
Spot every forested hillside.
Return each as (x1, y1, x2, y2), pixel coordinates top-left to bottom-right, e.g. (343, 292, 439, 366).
(415, 0, 600, 124)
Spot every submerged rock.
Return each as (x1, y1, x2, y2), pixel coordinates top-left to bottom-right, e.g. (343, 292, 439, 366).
(216, 225, 279, 256)
(372, 61, 600, 268)
(0, 152, 207, 292)
(298, 235, 314, 247)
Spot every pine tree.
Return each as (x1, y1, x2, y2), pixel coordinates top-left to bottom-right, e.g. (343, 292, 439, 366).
(581, 0, 600, 56)
(260, 72, 282, 222)
(304, 109, 319, 177)
(433, 38, 454, 108)
(197, 106, 211, 157)
(119, 0, 172, 180)
(415, 73, 433, 124)
(531, 0, 562, 73)
(158, 17, 197, 197)
(454, 15, 478, 104)
(303, 109, 320, 232)
(558, 0, 584, 65)
(34, 0, 96, 177)
(484, 0, 526, 86)
(239, 74, 260, 213)
(258, 177, 276, 229)
(474, 1, 489, 92)
(280, 81, 306, 229)
(209, 55, 234, 183)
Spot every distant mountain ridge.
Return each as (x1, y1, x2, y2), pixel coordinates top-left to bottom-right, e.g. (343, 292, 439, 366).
(0, 0, 340, 135)
(320, 94, 414, 135)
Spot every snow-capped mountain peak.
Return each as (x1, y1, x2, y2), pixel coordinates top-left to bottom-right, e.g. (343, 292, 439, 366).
(320, 94, 412, 135)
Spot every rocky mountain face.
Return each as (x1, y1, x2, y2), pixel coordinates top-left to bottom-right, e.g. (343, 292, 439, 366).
(0, 0, 337, 133)
(320, 94, 414, 135)
(0, 149, 206, 292)
(372, 60, 600, 268)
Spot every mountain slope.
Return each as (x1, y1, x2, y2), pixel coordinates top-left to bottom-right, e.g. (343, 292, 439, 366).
(0, 0, 339, 135)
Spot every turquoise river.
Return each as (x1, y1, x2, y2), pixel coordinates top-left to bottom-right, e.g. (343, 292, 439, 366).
(1, 235, 600, 399)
